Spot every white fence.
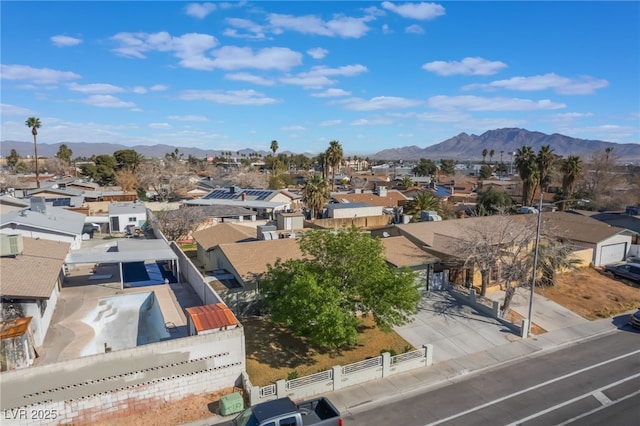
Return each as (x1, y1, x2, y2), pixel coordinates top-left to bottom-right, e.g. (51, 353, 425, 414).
(242, 345, 434, 406)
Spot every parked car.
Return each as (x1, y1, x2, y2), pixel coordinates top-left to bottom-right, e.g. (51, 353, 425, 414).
(629, 309, 640, 329)
(604, 262, 640, 283)
(231, 397, 342, 426)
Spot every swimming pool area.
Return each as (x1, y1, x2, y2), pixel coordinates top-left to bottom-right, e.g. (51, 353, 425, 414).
(80, 292, 170, 357)
(122, 261, 177, 287)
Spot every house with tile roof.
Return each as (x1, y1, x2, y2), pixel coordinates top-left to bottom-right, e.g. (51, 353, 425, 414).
(380, 235, 444, 290)
(331, 187, 409, 208)
(193, 223, 257, 272)
(0, 235, 71, 349)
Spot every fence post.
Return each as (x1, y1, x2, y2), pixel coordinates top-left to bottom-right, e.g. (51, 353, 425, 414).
(381, 352, 391, 378)
(469, 289, 477, 305)
(422, 344, 434, 366)
(332, 366, 342, 391)
(520, 320, 528, 338)
(492, 300, 500, 318)
(276, 379, 286, 398)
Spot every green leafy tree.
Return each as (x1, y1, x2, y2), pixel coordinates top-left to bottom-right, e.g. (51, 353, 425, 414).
(439, 159, 455, 175)
(326, 140, 343, 191)
(400, 176, 414, 188)
(81, 154, 117, 185)
(479, 164, 493, 180)
(7, 149, 20, 171)
(55, 144, 73, 166)
(25, 117, 42, 188)
(412, 158, 437, 177)
(261, 228, 421, 348)
(114, 149, 143, 171)
(302, 174, 330, 219)
(476, 187, 514, 215)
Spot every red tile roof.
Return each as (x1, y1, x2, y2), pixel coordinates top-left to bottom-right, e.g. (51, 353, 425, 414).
(186, 303, 238, 332)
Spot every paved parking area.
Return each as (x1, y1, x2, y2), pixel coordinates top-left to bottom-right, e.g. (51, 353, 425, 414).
(394, 290, 520, 364)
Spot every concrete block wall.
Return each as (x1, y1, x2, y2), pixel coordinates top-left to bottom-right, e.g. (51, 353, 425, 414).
(0, 328, 245, 425)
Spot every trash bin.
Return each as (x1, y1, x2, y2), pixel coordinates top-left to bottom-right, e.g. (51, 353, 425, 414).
(219, 392, 244, 416)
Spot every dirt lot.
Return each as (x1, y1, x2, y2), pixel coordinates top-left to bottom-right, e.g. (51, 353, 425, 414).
(84, 266, 640, 425)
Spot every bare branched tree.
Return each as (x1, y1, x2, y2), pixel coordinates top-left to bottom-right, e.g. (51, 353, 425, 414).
(150, 207, 207, 242)
(136, 158, 192, 201)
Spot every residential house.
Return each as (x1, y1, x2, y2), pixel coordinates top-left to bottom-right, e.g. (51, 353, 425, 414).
(193, 223, 257, 272)
(379, 235, 443, 290)
(0, 195, 30, 214)
(27, 186, 85, 208)
(0, 199, 85, 249)
(0, 235, 70, 350)
(332, 187, 409, 209)
(185, 187, 300, 219)
(326, 202, 383, 219)
(108, 201, 147, 233)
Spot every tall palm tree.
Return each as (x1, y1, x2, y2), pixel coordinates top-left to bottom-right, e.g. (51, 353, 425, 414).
(325, 140, 343, 191)
(535, 145, 555, 194)
(482, 149, 488, 164)
(489, 149, 495, 164)
(302, 174, 330, 219)
(515, 146, 538, 206)
(25, 117, 42, 188)
(316, 152, 327, 180)
(270, 140, 279, 174)
(560, 155, 583, 211)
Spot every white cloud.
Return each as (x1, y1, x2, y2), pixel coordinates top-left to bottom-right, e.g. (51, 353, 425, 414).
(464, 73, 609, 95)
(111, 31, 218, 70)
(211, 46, 303, 71)
(79, 95, 136, 108)
(67, 83, 125, 94)
(405, 24, 424, 34)
(1, 103, 35, 116)
(167, 115, 210, 122)
(132, 86, 148, 94)
(381, 2, 446, 20)
(350, 117, 394, 126)
(338, 96, 423, 111)
(185, 2, 217, 19)
(281, 64, 367, 89)
(282, 125, 306, 131)
(1, 64, 81, 84)
(548, 112, 594, 123)
(151, 84, 169, 91)
(382, 24, 392, 34)
(311, 88, 352, 97)
(422, 57, 507, 76)
(320, 119, 342, 126)
(149, 123, 172, 129)
(179, 89, 280, 106)
(225, 72, 275, 86)
(268, 13, 372, 38)
(224, 18, 267, 39)
(51, 35, 82, 47)
(427, 95, 566, 111)
(307, 47, 328, 59)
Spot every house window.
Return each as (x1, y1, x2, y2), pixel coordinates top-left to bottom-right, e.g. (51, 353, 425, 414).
(128, 217, 137, 222)
(37, 299, 47, 317)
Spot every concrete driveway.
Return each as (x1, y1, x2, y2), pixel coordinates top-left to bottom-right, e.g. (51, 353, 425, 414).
(394, 290, 520, 364)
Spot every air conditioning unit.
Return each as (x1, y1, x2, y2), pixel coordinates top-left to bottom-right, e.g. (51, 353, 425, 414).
(0, 234, 24, 257)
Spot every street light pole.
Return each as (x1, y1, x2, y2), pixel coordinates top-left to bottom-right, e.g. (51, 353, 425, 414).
(527, 191, 544, 337)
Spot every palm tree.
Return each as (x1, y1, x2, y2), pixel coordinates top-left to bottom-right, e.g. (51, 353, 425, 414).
(404, 192, 441, 221)
(489, 149, 495, 164)
(325, 140, 343, 191)
(482, 149, 488, 164)
(515, 146, 538, 206)
(25, 117, 42, 188)
(559, 156, 583, 211)
(536, 145, 555, 194)
(400, 176, 414, 188)
(302, 174, 330, 219)
(536, 241, 582, 287)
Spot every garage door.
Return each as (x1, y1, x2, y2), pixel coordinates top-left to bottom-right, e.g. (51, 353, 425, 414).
(599, 243, 627, 265)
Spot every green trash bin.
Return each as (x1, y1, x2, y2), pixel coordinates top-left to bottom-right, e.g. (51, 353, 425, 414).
(219, 392, 244, 416)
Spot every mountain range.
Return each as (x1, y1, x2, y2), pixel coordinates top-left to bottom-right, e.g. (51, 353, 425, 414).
(2, 128, 639, 162)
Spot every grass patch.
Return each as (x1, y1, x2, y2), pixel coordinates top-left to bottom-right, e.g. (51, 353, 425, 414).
(244, 316, 415, 386)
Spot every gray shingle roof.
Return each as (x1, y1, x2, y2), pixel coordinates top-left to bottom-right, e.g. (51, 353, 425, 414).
(1, 206, 85, 235)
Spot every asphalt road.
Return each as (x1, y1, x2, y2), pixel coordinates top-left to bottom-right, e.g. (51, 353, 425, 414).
(343, 329, 640, 426)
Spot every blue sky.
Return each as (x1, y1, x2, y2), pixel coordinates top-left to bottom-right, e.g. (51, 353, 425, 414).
(1, 1, 639, 155)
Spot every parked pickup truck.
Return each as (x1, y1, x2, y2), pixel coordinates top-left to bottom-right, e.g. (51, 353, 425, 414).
(231, 396, 342, 426)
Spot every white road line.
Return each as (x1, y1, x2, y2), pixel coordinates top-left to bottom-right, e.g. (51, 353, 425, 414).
(504, 372, 640, 426)
(592, 390, 612, 406)
(556, 389, 640, 426)
(424, 349, 640, 426)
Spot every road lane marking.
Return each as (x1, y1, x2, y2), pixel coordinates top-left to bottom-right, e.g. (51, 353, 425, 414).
(592, 390, 611, 405)
(424, 349, 640, 426)
(556, 389, 640, 426)
(504, 373, 640, 426)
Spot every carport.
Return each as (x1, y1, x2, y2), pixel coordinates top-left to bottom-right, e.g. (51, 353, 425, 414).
(64, 239, 179, 290)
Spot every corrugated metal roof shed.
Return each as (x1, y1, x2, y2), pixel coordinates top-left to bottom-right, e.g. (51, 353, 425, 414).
(186, 303, 238, 333)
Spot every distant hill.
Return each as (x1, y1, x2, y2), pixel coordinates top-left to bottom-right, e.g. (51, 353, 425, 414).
(374, 128, 640, 162)
(0, 141, 300, 160)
